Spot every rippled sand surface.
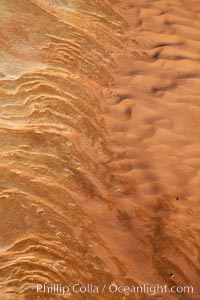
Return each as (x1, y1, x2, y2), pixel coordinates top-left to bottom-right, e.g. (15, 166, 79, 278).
(0, 0, 199, 299)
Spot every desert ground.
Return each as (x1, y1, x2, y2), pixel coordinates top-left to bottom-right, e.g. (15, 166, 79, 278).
(0, 0, 199, 299)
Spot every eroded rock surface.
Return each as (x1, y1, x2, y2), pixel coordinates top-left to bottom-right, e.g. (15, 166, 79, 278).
(0, 0, 199, 299)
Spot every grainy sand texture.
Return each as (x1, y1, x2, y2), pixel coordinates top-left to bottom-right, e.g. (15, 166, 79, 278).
(0, 0, 199, 299)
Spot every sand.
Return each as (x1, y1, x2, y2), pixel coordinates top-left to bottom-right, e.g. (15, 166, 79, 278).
(0, 0, 199, 299)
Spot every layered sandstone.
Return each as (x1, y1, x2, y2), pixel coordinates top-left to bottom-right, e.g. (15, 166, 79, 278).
(0, 1, 199, 299)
